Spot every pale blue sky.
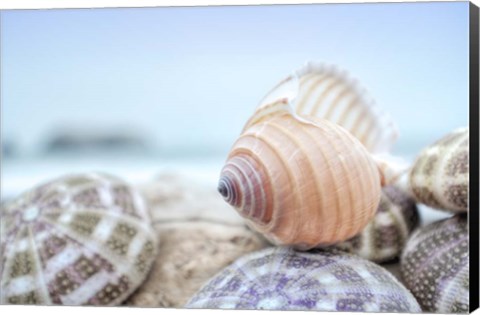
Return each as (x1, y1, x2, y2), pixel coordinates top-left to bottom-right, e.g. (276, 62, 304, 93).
(1, 2, 469, 157)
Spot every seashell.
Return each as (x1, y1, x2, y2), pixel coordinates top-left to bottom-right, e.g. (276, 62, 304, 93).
(124, 173, 269, 307)
(218, 62, 401, 249)
(185, 246, 421, 312)
(0, 173, 157, 305)
(400, 214, 468, 313)
(408, 127, 469, 212)
(333, 184, 419, 263)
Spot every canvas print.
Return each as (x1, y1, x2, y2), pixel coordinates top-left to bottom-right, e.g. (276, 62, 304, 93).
(0, 1, 477, 313)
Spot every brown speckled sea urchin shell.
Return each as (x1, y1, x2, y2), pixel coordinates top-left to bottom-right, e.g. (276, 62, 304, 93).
(401, 214, 468, 313)
(334, 185, 419, 262)
(0, 173, 157, 305)
(409, 127, 469, 212)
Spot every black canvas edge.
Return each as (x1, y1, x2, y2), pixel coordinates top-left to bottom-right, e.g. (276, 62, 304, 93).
(470, 1, 479, 313)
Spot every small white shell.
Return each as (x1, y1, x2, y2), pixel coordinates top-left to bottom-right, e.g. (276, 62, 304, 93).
(0, 173, 157, 305)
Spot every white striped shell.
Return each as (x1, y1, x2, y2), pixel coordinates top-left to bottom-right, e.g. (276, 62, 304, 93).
(333, 185, 419, 263)
(400, 214, 468, 313)
(185, 246, 421, 312)
(258, 62, 398, 153)
(0, 173, 157, 305)
(408, 127, 469, 212)
(218, 62, 400, 249)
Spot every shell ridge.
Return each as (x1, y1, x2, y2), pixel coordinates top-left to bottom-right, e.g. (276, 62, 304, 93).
(266, 121, 323, 245)
(66, 206, 157, 243)
(26, 225, 52, 304)
(296, 75, 328, 113)
(226, 157, 256, 218)
(436, 259, 469, 312)
(0, 218, 18, 281)
(39, 217, 156, 306)
(350, 259, 419, 310)
(226, 144, 278, 228)
(244, 126, 302, 242)
(308, 77, 344, 116)
(432, 132, 468, 210)
(287, 124, 334, 244)
(186, 247, 421, 311)
(222, 167, 248, 212)
(409, 234, 467, 286)
(2, 224, 51, 304)
(261, 61, 398, 153)
(0, 226, 29, 303)
(37, 216, 143, 281)
(401, 215, 468, 312)
(42, 206, 158, 259)
(278, 250, 336, 292)
(309, 123, 351, 244)
(328, 122, 380, 238)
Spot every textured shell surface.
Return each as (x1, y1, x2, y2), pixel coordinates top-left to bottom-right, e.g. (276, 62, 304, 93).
(334, 185, 419, 263)
(218, 62, 400, 249)
(400, 214, 468, 313)
(409, 127, 469, 212)
(185, 246, 421, 312)
(257, 62, 398, 153)
(0, 173, 157, 306)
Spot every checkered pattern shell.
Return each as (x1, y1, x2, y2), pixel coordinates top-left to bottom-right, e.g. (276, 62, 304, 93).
(185, 246, 421, 312)
(334, 185, 419, 263)
(0, 173, 157, 305)
(409, 127, 468, 212)
(401, 214, 468, 313)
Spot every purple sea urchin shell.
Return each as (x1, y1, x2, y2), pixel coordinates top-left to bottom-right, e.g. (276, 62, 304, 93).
(0, 173, 157, 305)
(185, 246, 421, 312)
(334, 185, 419, 262)
(400, 214, 468, 313)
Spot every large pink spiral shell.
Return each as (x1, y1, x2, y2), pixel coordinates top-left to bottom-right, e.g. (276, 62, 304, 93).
(219, 62, 400, 250)
(219, 106, 382, 249)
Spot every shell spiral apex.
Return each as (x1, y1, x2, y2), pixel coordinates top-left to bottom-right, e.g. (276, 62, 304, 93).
(219, 62, 401, 249)
(0, 172, 157, 305)
(186, 246, 421, 312)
